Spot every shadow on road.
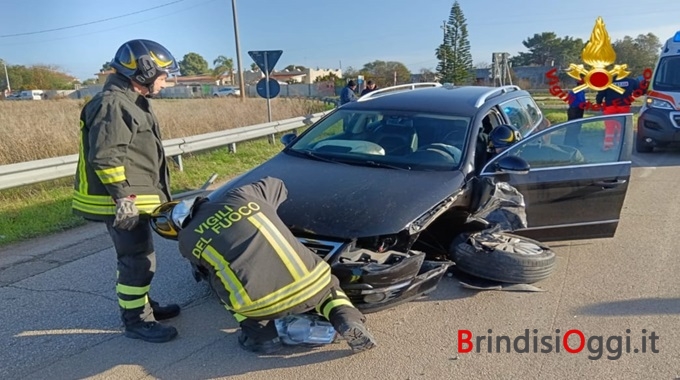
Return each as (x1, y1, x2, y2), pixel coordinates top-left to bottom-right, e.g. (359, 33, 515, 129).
(168, 342, 353, 379)
(632, 148, 680, 168)
(574, 297, 680, 316)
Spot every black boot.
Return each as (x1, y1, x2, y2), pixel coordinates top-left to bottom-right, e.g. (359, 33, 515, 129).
(334, 320, 377, 353)
(150, 299, 181, 321)
(329, 306, 377, 354)
(124, 321, 178, 343)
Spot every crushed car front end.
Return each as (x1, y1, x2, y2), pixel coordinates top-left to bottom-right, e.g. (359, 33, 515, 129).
(297, 236, 452, 314)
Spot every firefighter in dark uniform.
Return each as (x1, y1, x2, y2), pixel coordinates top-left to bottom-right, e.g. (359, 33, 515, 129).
(149, 176, 378, 354)
(596, 76, 641, 150)
(72, 39, 181, 343)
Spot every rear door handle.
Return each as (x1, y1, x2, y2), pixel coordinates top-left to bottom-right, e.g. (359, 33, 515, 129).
(593, 179, 627, 188)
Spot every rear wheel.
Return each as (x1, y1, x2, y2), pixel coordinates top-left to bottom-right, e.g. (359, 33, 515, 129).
(449, 231, 556, 284)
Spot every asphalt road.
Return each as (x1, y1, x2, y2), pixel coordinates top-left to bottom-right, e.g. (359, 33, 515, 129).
(1, 149, 679, 380)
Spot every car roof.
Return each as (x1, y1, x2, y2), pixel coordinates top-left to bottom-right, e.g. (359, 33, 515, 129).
(341, 83, 528, 116)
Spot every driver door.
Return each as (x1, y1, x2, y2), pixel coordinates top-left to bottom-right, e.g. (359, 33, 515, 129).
(480, 114, 633, 242)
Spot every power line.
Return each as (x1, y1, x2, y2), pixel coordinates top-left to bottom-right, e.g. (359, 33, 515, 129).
(0, 0, 216, 47)
(0, 0, 187, 38)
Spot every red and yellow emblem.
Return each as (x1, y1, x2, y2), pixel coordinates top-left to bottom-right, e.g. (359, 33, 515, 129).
(567, 17, 631, 94)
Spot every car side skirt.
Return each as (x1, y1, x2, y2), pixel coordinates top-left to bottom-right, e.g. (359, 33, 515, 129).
(513, 219, 619, 242)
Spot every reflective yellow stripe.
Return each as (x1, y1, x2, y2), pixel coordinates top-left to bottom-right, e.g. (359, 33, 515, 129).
(241, 271, 331, 318)
(202, 245, 252, 309)
(72, 191, 161, 215)
(73, 191, 160, 205)
(236, 261, 330, 314)
(247, 212, 308, 280)
(322, 298, 354, 320)
(95, 166, 126, 184)
(73, 200, 160, 215)
(232, 312, 247, 322)
(119, 295, 148, 309)
(77, 123, 88, 194)
(116, 283, 150, 296)
(72, 201, 116, 215)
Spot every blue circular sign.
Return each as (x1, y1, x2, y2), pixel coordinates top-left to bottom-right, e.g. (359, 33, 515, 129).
(256, 78, 280, 99)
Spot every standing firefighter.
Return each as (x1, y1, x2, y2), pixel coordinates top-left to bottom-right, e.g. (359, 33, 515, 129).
(72, 39, 181, 343)
(149, 176, 378, 354)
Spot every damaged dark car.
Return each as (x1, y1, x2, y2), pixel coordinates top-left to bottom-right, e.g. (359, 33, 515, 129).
(207, 83, 634, 313)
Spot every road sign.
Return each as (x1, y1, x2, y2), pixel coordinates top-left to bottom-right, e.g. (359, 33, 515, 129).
(256, 78, 280, 99)
(248, 50, 282, 75)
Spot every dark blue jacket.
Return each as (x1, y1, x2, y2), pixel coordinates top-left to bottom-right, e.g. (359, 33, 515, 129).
(340, 86, 357, 105)
(596, 77, 641, 107)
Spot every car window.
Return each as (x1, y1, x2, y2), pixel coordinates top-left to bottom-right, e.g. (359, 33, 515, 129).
(483, 115, 627, 172)
(516, 96, 543, 134)
(288, 109, 472, 171)
(653, 56, 680, 92)
(499, 99, 533, 136)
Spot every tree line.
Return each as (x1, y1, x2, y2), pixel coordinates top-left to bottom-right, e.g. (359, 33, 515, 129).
(0, 2, 666, 92)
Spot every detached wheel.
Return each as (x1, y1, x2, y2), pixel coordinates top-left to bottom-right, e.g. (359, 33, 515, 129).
(449, 231, 556, 284)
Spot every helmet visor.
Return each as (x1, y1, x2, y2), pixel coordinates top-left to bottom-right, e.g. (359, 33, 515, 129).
(171, 197, 198, 229)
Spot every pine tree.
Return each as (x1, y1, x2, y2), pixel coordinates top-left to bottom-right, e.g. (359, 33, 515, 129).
(436, 1, 473, 84)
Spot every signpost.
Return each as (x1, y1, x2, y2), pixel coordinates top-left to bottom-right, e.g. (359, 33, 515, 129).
(248, 50, 283, 124)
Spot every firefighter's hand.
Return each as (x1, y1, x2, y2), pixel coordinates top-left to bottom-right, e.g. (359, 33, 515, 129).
(113, 196, 139, 230)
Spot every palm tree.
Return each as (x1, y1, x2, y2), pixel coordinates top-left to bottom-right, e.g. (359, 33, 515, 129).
(213, 55, 234, 85)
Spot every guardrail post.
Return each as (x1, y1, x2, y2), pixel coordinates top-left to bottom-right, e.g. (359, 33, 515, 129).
(171, 155, 184, 171)
(268, 134, 275, 144)
(228, 143, 237, 153)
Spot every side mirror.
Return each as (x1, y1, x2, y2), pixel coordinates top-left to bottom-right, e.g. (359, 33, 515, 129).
(280, 133, 297, 146)
(496, 155, 530, 175)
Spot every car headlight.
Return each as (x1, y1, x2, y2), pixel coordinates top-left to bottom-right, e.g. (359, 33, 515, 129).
(646, 97, 675, 110)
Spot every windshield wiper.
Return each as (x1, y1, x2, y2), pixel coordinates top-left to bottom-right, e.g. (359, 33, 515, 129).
(294, 150, 344, 164)
(364, 160, 411, 170)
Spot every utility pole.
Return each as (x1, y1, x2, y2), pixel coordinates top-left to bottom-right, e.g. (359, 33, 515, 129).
(231, 0, 246, 101)
(3, 61, 10, 93)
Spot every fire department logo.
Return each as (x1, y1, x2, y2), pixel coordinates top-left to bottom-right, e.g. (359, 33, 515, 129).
(566, 16, 631, 94)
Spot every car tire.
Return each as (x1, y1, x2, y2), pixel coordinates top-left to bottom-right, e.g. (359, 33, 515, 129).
(449, 231, 556, 284)
(635, 132, 653, 153)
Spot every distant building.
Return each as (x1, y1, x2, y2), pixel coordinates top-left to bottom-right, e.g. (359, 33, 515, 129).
(473, 65, 561, 88)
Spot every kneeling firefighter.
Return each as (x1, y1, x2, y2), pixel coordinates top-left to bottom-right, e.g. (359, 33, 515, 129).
(149, 176, 377, 354)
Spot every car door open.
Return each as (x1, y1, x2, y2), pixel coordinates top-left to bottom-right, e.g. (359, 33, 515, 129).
(480, 113, 634, 242)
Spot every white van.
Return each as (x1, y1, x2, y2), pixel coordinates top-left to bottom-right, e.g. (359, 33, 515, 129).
(19, 90, 44, 100)
(636, 31, 680, 152)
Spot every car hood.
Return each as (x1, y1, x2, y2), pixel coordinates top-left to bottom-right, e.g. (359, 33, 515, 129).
(208, 152, 466, 239)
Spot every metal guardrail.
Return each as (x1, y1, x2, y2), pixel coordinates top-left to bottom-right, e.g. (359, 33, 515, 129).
(0, 111, 330, 191)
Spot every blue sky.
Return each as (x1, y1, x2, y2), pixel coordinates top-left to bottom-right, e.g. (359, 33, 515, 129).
(1, 0, 679, 81)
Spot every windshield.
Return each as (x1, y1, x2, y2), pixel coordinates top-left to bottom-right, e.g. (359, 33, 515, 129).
(653, 56, 680, 92)
(287, 109, 471, 171)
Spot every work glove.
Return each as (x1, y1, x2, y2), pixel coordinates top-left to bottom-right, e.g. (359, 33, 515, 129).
(113, 196, 139, 230)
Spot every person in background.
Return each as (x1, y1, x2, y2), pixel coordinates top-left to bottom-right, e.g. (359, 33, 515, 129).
(567, 80, 586, 121)
(564, 79, 587, 147)
(596, 75, 641, 150)
(72, 39, 181, 343)
(340, 80, 357, 105)
(360, 80, 378, 96)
